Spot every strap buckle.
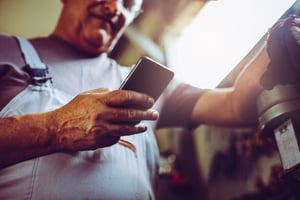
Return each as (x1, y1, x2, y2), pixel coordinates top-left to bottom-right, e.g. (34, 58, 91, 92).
(23, 64, 52, 86)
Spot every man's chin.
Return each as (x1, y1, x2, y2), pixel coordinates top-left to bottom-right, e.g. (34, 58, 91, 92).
(78, 31, 115, 55)
(81, 38, 108, 54)
(82, 46, 107, 56)
(73, 41, 103, 56)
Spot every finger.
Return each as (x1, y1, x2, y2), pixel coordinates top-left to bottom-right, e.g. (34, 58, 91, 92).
(105, 90, 155, 109)
(82, 88, 112, 94)
(98, 108, 159, 122)
(72, 135, 120, 150)
(89, 123, 148, 137)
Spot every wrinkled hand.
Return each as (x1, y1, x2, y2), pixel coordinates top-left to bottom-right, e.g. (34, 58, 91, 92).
(48, 88, 159, 151)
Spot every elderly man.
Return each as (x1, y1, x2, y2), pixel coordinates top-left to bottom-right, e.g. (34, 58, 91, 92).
(0, 0, 269, 199)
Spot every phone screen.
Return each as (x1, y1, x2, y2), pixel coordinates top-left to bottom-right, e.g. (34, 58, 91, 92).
(120, 56, 174, 101)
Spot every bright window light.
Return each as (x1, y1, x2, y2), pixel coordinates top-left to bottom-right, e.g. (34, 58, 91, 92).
(168, 0, 295, 88)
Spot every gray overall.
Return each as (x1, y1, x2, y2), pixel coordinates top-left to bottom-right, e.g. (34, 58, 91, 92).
(0, 38, 157, 199)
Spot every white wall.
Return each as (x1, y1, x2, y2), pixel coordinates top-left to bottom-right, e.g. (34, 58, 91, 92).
(0, 0, 62, 38)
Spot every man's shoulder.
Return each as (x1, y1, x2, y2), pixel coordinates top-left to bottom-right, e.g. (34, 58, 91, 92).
(0, 33, 25, 64)
(0, 33, 14, 40)
(0, 33, 17, 48)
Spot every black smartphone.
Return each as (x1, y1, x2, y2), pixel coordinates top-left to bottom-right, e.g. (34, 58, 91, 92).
(119, 56, 174, 101)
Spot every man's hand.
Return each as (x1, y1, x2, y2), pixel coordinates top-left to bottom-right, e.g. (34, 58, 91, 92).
(48, 88, 159, 151)
(261, 15, 300, 89)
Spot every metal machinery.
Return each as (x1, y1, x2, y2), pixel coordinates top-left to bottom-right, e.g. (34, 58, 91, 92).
(256, 11, 300, 197)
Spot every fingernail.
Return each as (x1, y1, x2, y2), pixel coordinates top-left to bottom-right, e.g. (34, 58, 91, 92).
(137, 124, 147, 131)
(151, 110, 159, 119)
(148, 97, 155, 104)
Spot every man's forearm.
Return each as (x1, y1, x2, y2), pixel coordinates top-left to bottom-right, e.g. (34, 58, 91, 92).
(191, 45, 270, 127)
(0, 113, 57, 169)
(232, 45, 270, 125)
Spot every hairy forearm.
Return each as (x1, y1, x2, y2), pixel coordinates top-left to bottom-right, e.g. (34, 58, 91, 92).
(0, 113, 57, 169)
(231, 45, 270, 125)
(192, 45, 270, 127)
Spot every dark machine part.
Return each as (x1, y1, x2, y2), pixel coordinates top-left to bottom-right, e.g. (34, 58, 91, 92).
(257, 14, 300, 186)
(257, 84, 300, 179)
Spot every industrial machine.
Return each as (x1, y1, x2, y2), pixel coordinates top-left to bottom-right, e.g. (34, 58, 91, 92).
(257, 13, 300, 197)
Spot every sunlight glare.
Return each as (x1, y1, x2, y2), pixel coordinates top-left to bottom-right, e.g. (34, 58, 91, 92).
(171, 0, 296, 88)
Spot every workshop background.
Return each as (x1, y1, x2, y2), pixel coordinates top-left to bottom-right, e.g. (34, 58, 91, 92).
(1, 0, 299, 199)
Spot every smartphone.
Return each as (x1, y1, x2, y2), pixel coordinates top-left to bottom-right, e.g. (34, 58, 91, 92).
(119, 56, 174, 101)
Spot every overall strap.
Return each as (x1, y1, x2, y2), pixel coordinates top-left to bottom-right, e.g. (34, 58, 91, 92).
(15, 37, 52, 86)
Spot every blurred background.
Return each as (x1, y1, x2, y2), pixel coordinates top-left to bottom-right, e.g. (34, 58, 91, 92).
(0, 0, 299, 199)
